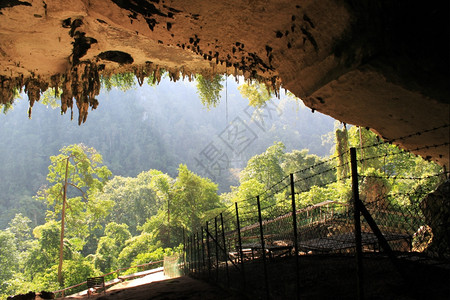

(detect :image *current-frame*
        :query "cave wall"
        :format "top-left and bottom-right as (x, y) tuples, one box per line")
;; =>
(0, 0), (448, 167)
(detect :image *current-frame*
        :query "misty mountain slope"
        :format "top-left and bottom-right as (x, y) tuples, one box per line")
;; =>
(0, 77), (335, 228)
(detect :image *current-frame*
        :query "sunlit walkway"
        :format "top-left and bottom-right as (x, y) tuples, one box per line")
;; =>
(62, 273), (245, 300)
(107, 269), (167, 291)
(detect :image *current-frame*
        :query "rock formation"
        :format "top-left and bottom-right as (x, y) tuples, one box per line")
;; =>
(420, 180), (450, 259)
(0, 0), (448, 167)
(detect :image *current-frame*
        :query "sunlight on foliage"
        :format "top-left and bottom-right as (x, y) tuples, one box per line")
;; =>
(195, 74), (224, 109)
(238, 81), (273, 107)
(101, 73), (137, 92)
(40, 88), (62, 109)
(0, 121), (446, 296)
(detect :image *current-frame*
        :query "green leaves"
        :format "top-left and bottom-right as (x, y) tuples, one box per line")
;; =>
(171, 164), (221, 233)
(238, 81), (273, 107)
(195, 74), (224, 109)
(240, 142), (285, 189)
(7, 214), (32, 252)
(0, 230), (19, 293)
(36, 143), (113, 260)
(100, 73), (137, 92)
(40, 88), (61, 109)
(94, 222), (131, 272)
(99, 172), (160, 235)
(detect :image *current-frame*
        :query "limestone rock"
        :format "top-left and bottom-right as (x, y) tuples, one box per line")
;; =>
(0, 0), (448, 167)
(420, 180), (450, 258)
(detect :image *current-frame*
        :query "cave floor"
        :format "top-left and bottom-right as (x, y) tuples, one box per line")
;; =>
(60, 275), (245, 300)
(58, 253), (449, 300)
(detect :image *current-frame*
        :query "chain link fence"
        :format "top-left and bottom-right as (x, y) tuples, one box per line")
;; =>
(183, 125), (450, 299)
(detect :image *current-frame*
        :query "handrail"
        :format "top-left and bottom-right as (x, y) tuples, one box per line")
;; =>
(52, 260), (164, 297)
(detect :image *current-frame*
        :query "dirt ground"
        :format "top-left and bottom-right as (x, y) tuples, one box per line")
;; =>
(58, 253), (449, 300)
(191, 253), (450, 300)
(61, 275), (246, 300)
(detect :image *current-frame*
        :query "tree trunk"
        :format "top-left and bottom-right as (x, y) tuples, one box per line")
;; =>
(58, 156), (70, 288)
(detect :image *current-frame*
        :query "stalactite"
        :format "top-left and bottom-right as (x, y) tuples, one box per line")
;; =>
(24, 77), (49, 118)
(56, 61), (101, 124)
(1, 53), (283, 122)
(0, 76), (23, 106)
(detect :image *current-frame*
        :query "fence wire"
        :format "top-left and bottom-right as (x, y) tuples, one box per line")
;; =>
(183, 126), (449, 299)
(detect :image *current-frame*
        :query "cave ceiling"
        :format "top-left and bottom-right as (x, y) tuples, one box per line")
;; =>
(0, 0), (448, 167)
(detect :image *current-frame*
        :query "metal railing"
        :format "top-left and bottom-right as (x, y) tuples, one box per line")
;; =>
(52, 260), (163, 297)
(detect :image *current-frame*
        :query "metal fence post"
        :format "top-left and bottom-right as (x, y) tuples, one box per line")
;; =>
(220, 213), (230, 287)
(187, 234), (191, 274)
(235, 201), (246, 290)
(257, 195), (270, 299)
(201, 227), (206, 275)
(206, 221), (211, 278)
(191, 234), (194, 274)
(215, 216), (219, 282)
(182, 227), (186, 275)
(192, 234), (196, 274)
(196, 231), (200, 274)
(350, 147), (364, 300)
(290, 173), (300, 299)
(186, 234), (189, 273)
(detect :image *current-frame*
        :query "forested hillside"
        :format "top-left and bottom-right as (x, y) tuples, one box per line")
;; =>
(0, 73), (443, 297)
(0, 125), (442, 298)
(0, 77), (335, 229)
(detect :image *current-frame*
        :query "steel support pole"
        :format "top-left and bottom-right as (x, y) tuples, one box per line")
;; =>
(350, 147), (364, 300)
(235, 202), (246, 290)
(206, 221), (211, 278)
(201, 227), (206, 275)
(182, 227), (186, 275)
(290, 173), (300, 299)
(220, 213), (230, 287)
(257, 196), (270, 299)
(215, 216), (219, 282)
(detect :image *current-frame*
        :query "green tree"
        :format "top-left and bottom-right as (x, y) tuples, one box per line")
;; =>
(36, 144), (112, 287)
(282, 149), (336, 192)
(7, 213), (32, 253)
(0, 230), (19, 295)
(238, 81), (273, 107)
(150, 172), (174, 245)
(99, 170), (162, 235)
(130, 247), (173, 268)
(40, 88), (61, 109)
(240, 142), (286, 190)
(32, 259), (99, 292)
(94, 222), (131, 272)
(138, 209), (176, 248)
(170, 164), (222, 234)
(101, 73), (136, 92)
(335, 126), (350, 181)
(24, 221), (73, 281)
(117, 233), (154, 268)
(227, 178), (265, 214)
(195, 74), (224, 109)
(297, 181), (351, 207)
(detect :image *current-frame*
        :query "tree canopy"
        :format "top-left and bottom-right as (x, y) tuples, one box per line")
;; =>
(195, 74), (224, 109)
(238, 81), (273, 107)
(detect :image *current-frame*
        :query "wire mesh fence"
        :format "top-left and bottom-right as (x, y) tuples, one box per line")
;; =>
(183, 126), (449, 299)
(164, 254), (183, 278)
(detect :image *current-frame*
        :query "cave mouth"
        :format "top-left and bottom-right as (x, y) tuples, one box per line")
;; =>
(0, 0), (448, 167)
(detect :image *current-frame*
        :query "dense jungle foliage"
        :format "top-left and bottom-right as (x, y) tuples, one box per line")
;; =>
(0, 76), (443, 297)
